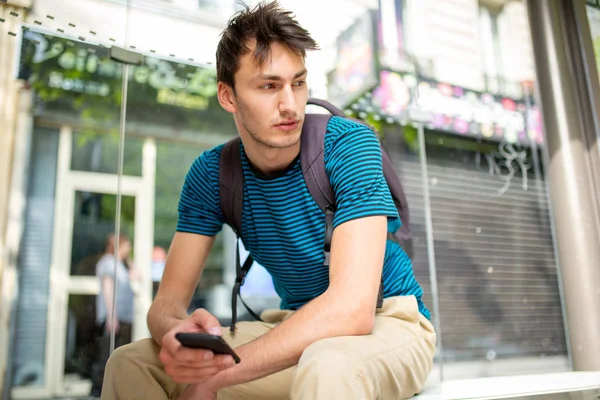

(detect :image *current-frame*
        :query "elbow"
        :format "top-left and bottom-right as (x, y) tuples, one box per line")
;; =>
(341, 304), (376, 336)
(325, 290), (377, 335)
(352, 310), (376, 335)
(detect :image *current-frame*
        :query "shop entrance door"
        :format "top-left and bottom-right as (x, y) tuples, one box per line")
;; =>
(44, 126), (155, 398)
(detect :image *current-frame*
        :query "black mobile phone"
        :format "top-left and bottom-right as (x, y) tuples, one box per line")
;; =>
(175, 333), (241, 364)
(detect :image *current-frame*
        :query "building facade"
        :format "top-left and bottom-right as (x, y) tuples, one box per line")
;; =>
(1, 0), (599, 398)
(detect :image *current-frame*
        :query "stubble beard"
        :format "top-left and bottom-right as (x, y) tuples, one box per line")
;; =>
(237, 97), (301, 150)
(242, 120), (301, 149)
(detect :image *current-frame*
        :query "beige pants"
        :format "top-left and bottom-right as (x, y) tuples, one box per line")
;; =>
(101, 296), (436, 400)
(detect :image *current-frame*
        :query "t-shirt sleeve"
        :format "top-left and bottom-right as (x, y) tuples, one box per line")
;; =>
(176, 146), (224, 236)
(324, 118), (399, 229)
(96, 256), (116, 279)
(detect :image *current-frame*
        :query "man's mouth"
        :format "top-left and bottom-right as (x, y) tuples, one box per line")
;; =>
(275, 120), (299, 131)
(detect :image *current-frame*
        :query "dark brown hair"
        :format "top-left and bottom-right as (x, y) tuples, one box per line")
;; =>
(216, 1), (319, 91)
(105, 233), (130, 256)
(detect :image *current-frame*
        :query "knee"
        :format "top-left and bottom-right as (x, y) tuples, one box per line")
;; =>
(296, 339), (363, 382)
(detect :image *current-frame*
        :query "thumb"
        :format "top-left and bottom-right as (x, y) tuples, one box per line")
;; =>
(191, 309), (222, 336)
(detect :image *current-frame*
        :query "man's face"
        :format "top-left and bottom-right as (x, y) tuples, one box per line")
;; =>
(226, 42), (308, 149)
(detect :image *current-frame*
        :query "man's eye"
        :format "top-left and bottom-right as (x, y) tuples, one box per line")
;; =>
(260, 83), (275, 90)
(294, 80), (306, 87)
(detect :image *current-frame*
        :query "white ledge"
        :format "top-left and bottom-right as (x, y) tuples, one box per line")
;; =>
(415, 371), (600, 399)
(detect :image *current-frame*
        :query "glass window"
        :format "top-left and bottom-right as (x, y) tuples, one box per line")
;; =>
(71, 192), (136, 276)
(71, 132), (143, 176)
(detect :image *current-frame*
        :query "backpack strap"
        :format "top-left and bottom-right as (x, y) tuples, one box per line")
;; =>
(300, 114), (336, 213)
(381, 149), (413, 257)
(307, 98), (347, 116)
(219, 137), (244, 237)
(230, 241), (260, 333)
(302, 100), (384, 308)
(300, 113), (337, 267)
(219, 137), (262, 332)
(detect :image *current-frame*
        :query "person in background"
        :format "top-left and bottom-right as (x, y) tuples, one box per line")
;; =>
(90, 233), (138, 397)
(152, 246), (167, 298)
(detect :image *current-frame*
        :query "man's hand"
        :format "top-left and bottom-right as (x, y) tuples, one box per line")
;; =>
(159, 309), (236, 384)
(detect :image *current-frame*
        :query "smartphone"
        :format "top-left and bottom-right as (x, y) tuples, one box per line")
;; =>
(175, 333), (241, 364)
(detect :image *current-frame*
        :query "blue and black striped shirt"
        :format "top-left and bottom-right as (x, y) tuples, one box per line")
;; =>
(177, 116), (430, 318)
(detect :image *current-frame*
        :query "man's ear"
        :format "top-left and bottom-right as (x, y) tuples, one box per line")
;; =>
(217, 82), (237, 114)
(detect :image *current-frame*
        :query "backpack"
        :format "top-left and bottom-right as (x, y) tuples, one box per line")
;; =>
(219, 98), (412, 332)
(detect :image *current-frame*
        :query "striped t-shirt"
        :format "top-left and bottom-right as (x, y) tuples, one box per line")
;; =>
(177, 116), (430, 319)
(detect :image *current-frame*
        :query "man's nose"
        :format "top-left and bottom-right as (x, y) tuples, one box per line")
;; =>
(279, 86), (297, 115)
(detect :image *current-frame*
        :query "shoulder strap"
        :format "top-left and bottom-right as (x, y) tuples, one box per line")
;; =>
(301, 98), (351, 212)
(303, 99), (385, 308)
(306, 98), (347, 116)
(381, 148), (411, 241)
(219, 138), (263, 332)
(219, 137), (243, 237)
(300, 113), (335, 213)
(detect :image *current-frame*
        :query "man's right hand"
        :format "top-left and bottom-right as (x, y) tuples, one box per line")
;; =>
(159, 308), (236, 384)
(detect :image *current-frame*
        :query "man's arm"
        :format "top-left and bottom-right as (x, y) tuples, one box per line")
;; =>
(147, 231), (216, 345)
(208, 215), (387, 390)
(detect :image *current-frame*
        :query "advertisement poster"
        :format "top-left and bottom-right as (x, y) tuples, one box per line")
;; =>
(327, 10), (380, 109)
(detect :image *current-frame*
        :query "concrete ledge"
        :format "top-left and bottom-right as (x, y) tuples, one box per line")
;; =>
(415, 372), (600, 400)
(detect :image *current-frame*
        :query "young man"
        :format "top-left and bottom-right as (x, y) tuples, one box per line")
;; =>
(102, 2), (436, 399)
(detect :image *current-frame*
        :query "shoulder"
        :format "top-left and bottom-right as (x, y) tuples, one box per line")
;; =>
(326, 116), (372, 137)
(185, 143), (225, 184)
(96, 254), (115, 274)
(192, 143), (225, 172)
(324, 116), (381, 161)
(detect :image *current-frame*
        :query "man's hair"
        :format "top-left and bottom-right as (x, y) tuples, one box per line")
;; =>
(216, 1), (319, 90)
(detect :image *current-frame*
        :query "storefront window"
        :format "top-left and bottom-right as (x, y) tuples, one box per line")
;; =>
(339, 0), (566, 379)
(71, 132), (143, 176)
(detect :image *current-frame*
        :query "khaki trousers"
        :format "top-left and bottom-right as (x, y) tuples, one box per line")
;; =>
(101, 296), (436, 400)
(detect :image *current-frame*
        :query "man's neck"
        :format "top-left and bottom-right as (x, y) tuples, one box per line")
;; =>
(243, 141), (301, 175)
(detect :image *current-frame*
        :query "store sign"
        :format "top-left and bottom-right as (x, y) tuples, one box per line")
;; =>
(327, 10), (380, 108)
(371, 70), (543, 144)
(18, 30), (218, 111)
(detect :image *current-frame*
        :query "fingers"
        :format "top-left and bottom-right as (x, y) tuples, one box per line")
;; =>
(160, 346), (212, 366)
(160, 347), (235, 369)
(190, 309), (222, 336)
(166, 366), (221, 384)
(177, 352), (235, 369)
(159, 309), (233, 384)
(160, 349), (236, 384)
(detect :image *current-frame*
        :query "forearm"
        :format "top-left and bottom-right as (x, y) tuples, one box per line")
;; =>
(147, 297), (189, 345)
(210, 289), (373, 390)
(102, 278), (115, 320)
(148, 232), (215, 345)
